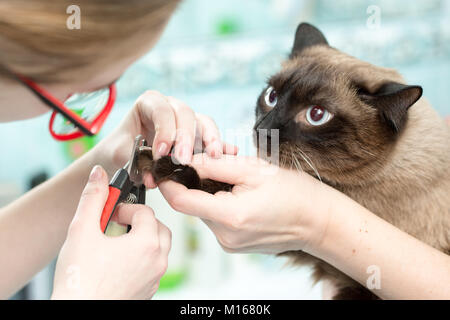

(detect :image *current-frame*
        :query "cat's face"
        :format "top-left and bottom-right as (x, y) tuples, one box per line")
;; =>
(254, 23), (422, 185)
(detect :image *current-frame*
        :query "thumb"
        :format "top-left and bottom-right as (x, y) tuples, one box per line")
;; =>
(72, 165), (109, 233)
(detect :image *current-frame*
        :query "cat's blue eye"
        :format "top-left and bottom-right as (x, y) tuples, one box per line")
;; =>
(306, 105), (333, 126)
(264, 86), (277, 108)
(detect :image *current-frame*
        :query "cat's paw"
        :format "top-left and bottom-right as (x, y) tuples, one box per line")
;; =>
(147, 156), (201, 189)
(137, 150), (233, 193)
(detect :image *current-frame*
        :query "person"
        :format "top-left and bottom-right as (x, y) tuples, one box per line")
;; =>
(1, 1), (449, 301)
(0, 0), (238, 299)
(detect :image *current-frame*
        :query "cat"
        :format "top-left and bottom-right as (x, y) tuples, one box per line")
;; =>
(137, 23), (450, 300)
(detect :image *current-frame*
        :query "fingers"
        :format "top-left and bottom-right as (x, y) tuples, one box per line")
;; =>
(137, 92), (197, 164)
(158, 180), (233, 222)
(129, 208), (159, 237)
(114, 204), (158, 236)
(71, 165), (109, 233)
(189, 154), (265, 185)
(136, 91), (238, 167)
(136, 91), (176, 160)
(196, 114), (223, 158)
(223, 142), (239, 155)
(113, 204), (171, 255)
(113, 203), (146, 225)
(195, 115), (239, 157)
(143, 173), (157, 189)
(167, 97), (196, 165)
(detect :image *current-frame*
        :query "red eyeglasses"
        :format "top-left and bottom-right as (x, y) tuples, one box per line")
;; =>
(15, 74), (116, 141)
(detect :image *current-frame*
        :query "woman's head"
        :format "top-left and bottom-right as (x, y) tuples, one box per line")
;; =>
(0, 0), (179, 120)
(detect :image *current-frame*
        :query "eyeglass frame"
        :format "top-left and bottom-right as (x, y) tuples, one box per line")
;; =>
(14, 73), (117, 141)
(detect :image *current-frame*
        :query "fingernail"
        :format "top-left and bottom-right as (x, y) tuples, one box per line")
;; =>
(89, 165), (103, 182)
(177, 144), (192, 164)
(157, 142), (168, 157)
(210, 141), (222, 158)
(144, 174), (156, 189)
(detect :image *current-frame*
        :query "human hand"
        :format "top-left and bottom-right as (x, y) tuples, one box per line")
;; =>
(51, 165), (171, 300)
(93, 91), (238, 187)
(158, 154), (339, 255)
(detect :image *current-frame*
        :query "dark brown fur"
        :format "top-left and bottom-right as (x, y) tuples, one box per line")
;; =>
(137, 149), (233, 194)
(137, 23), (450, 300)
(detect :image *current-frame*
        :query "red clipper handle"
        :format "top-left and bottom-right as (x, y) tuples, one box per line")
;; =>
(100, 186), (121, 233)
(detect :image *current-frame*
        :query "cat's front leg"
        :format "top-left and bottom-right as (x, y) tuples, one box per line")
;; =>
(138, 150), (232, 194)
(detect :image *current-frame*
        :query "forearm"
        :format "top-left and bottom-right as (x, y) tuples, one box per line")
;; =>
(0, 148), (102, 298)
(307, 194), (450, 300)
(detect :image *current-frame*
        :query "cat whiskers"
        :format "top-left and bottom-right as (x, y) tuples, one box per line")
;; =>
(280, 149), (303, 173)
(282, 147), (305, 174)
(281, 146), (321, 182)
(295, 146), (322, 182)
(292, 153), (303, 173)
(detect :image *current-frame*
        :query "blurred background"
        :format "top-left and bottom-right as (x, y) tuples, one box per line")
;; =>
(2, 0), (450, 299)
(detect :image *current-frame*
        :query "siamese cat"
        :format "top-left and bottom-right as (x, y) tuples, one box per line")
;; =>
(138, 23), (450, 300)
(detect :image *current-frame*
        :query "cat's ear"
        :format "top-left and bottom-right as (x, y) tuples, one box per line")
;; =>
(359, 82), (423, 132)
(290, 23), (329, 58)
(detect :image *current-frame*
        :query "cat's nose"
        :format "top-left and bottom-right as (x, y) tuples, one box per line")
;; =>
(254, 110), (277, 133)
(253, 111), (278, 155)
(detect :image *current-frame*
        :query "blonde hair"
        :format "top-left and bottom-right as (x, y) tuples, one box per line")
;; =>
(0, 0), (179, 83)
